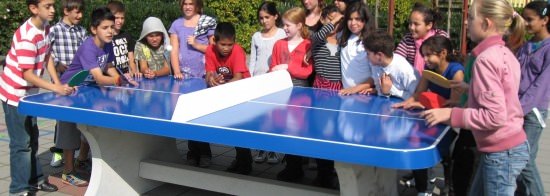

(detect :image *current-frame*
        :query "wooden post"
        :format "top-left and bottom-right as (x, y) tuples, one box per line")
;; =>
(447, 0), (452, 33)
(460, 0), (469, 56)
(375, 0), (380, 29)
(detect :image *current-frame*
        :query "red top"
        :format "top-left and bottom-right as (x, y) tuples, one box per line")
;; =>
(205, 44), (250, 80)
(270, 39), (313, 79)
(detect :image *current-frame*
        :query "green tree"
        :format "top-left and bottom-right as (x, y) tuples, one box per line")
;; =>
(0, 1), (29, 55)
(207, 0), (263, 53)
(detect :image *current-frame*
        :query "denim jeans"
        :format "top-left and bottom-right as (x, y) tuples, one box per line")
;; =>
(469, 141), (529, 196)
(2, 102), (44, 194)
(516, 109), (547, 196)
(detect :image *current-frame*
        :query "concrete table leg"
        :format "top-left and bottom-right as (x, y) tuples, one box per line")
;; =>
(79, 125), (181, 196)
(335, 162), (398, 196)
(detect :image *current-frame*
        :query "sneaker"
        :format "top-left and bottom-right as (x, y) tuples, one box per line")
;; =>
(399, 174), (415, 188)
(266, 152), (279, 164)
(417, 193), (432, 196)
(62, 172), (89, 187)
(400, 178), (415, 188)
(198, 156), (211, 168)
(9, 192), (35, 196)
(50, 152), (63, 167)
(31, 181), (58, 192)
(254, 150), (267, 163)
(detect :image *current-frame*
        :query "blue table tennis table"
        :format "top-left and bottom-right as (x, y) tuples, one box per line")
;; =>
(19, 75), (453, 196)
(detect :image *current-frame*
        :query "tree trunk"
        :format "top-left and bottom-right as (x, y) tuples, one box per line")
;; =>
(375, 0), (380, 29)
(448, 0), (452, 33)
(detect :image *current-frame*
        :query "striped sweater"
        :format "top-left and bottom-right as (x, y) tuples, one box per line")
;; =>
(311, 23), (341, 82)
(394, 29), (448, 66)
(0, 19), (50, 106)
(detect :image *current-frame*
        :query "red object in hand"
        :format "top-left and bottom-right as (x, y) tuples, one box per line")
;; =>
(418, 92), (447, 109)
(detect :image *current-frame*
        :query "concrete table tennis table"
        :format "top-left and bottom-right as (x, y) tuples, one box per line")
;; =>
(18, 71), (453, 196)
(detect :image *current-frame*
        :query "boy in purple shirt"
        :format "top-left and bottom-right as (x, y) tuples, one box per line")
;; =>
(57, 7), (135, 187)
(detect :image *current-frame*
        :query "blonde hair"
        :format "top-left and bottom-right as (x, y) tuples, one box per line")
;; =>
(471, 0), (526, 52)
(283, 7), (309, 39)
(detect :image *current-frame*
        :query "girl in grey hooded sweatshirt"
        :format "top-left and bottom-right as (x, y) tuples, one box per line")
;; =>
(135, 17), (172, 78)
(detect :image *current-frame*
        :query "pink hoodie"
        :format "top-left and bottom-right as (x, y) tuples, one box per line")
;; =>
(450, 35), (526, 153)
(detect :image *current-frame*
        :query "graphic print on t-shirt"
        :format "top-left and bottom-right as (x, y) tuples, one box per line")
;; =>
(217, 66), (232, 82)
(112, 37), (130, 72)
(86, 53), (110, 82)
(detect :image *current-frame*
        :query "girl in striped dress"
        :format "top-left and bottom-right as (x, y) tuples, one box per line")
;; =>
(311, 5), (343, 90)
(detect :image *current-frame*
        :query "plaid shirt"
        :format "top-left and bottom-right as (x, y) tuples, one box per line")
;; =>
(49, 21), (87, 66)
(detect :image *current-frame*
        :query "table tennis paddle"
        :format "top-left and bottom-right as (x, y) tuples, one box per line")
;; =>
(68, 70), (89, 87)
(423, 70), (450, 89)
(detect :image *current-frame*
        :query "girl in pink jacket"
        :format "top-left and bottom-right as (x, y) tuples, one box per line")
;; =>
(421, 0), (529, 195)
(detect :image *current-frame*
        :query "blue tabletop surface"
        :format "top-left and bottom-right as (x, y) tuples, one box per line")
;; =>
(19, 76), (453, 169)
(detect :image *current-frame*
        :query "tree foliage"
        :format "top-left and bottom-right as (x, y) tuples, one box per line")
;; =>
(0, 1), (29, 55)
(0, 0), (517, 56)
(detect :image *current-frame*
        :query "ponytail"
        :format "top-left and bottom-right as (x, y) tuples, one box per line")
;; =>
(506, 12), (526, 53)
(300, 25), (309, 39)
(473, 0), (526, 52)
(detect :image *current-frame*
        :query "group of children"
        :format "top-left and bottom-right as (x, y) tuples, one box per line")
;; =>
(1, 0), (548, 195)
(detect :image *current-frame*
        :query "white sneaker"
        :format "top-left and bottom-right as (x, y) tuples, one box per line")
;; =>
(254, 150), (267, 163)
(417, 193), (432, 196)
(50, 152), (63, 167)
(266, 152), (279, 164)
(400, 178), (415, 188)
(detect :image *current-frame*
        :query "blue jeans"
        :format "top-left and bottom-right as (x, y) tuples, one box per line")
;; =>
(469, 141), (529, 196)
(2, 102), (44, 193)
(516, 109), (546, 196)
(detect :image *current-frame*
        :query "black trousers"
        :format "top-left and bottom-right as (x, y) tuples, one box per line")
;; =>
(187, 141), (211, 158)
(235, 147), (252, 164)
(451, 130), (477, 196)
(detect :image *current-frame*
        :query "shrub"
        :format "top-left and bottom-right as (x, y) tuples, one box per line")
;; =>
(0, 1), (29, 55)
(207, 0), (263, 53)
(0, 0), (314, 55)
(0, 1), (182, 55)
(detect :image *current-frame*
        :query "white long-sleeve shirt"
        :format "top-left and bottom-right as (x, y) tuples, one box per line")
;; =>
(340, 34), (372, 88)
(371, 54), (419, 99)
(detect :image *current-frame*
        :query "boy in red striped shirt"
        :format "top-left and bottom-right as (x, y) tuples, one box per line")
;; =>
(0, 0), (74, 195)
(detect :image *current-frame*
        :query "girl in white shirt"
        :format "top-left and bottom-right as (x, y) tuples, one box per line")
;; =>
(337, 1), (375, 95)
